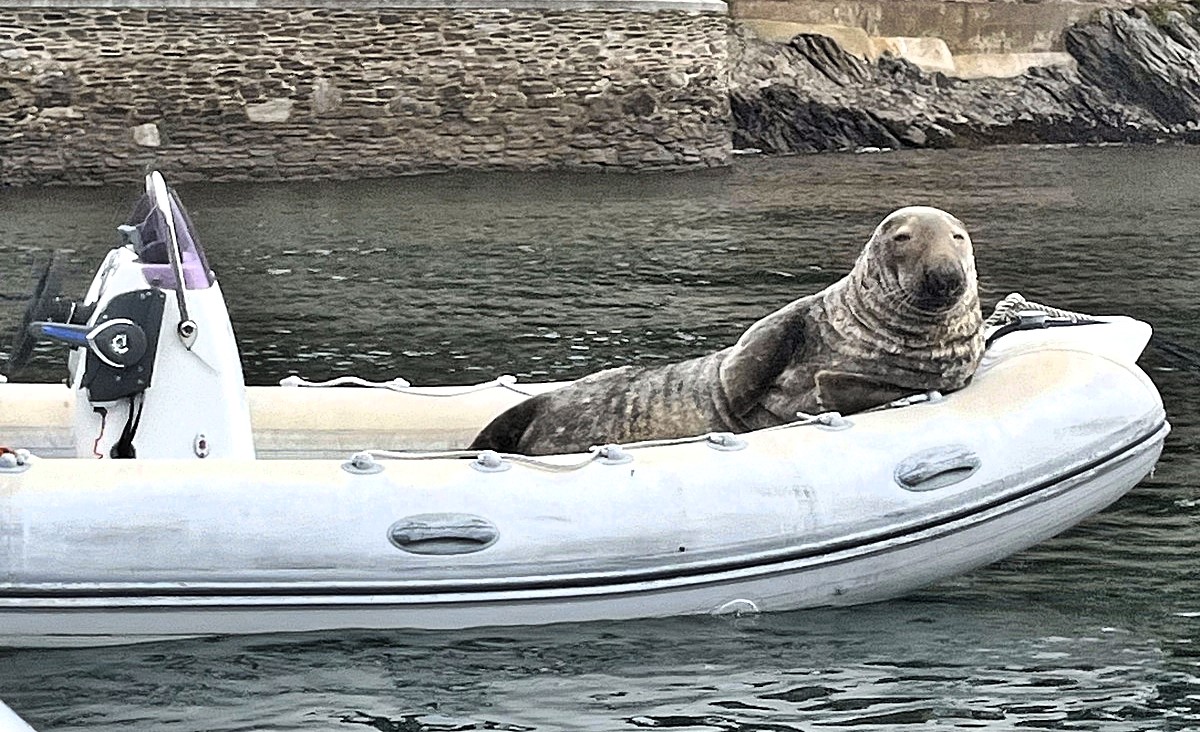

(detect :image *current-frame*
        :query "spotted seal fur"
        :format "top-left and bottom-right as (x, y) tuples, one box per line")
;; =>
(470, 206), (985, 456)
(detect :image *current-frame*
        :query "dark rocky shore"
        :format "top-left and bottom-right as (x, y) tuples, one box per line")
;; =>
(731, 7), (1200, 153)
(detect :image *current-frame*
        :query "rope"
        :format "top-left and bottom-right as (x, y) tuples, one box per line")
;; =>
(280, 375), (412, 389)
(280, 373), (538, 397)
(756, 410), (853, 433)
(357, 414), (858, 472)
(599, 433), (719, 450)
(364, 447), (603, 473)
(983, 292), (1100, 347)
(984, 292), (1098, 329)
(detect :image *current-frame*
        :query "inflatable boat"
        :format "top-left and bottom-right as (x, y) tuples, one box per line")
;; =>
(0, 173), (1168, 648)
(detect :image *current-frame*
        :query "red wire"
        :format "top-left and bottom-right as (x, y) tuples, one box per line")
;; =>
(92, 410), (107, 459)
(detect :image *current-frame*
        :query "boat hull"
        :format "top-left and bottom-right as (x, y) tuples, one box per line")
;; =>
(0, 318), (1170, 647)
(0, 422), (1166, 647)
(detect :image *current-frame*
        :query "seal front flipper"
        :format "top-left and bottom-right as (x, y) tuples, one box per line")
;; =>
(468, 394), (547, 453)
(813, 370), (911, 415)
(718, 305), (806, 417)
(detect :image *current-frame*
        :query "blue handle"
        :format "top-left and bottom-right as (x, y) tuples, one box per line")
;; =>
(30, 321), (90, 347)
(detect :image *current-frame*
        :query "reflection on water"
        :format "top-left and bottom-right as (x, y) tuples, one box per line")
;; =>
(1, 146), (1198, 731)
(2, 602), (1195, 731)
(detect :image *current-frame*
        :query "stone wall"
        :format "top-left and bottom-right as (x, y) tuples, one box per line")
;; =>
(0, 1), (731, 186)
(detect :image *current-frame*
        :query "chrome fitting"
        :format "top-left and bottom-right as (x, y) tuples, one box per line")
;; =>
(1015, 309), (1050, 328)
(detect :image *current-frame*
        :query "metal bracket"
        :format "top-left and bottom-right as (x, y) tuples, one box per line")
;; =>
(1015, 308), (1051, 328)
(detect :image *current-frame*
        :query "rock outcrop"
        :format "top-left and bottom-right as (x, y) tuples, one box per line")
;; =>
(732, 7), (1200, 154)
(1065, 7), (1200, 126)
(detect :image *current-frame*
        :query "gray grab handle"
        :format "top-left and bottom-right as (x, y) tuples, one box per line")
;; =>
(388, 513), (500, 555)
(895, 445), (981, 492)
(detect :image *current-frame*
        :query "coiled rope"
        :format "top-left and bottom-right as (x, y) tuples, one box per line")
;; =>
(983, 292), (1100, 347)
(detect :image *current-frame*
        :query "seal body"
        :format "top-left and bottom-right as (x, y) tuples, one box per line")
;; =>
(470, 206), (985, 455)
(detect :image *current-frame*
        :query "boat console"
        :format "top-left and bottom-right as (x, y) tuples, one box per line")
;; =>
(15, 172), (253, 459)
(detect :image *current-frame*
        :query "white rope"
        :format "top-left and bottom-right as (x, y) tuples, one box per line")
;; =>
(985, 292), (1097, 329)
(280, 374), (412, 389)
(349, 407), (868, 472)
(760, 411), (851, 432)
(279, 373), (538, 397)
(364, 447), (602, 473)
(865, 390), (944, 413)
(597, 433), (715, 450)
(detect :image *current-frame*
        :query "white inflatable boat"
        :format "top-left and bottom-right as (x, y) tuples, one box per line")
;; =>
(0, 174), (1168, 648)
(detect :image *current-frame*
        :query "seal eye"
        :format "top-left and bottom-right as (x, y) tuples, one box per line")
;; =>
(894, 233), (912, 242)
(952, 233), (965, 241)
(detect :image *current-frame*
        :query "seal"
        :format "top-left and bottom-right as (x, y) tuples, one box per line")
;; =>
(470, 206), (985, 456)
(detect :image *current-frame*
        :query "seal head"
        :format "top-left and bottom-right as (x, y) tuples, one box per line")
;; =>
(728, 205), (983, 423)
(867, 205), (975, 314)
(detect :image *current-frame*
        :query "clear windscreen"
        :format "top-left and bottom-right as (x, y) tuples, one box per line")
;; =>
(123, 187), (214, 289)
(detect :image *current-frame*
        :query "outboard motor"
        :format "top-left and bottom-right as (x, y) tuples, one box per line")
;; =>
(21, 171), (254, 459)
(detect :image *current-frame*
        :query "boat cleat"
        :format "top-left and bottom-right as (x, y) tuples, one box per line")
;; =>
(1015, 308), (1051, 328)
(342, 451), (385, 475)
(471, 450), (511, 473)
(0, 448), (32, 473)
(706, 432), (748, 451)
(596, 444), (633, 465)
(814, 412), (852, 431)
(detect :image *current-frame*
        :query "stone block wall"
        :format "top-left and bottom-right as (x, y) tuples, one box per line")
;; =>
(0, 2), (731, 186)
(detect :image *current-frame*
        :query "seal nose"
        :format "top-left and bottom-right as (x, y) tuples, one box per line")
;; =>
(916, 263), (966, 310)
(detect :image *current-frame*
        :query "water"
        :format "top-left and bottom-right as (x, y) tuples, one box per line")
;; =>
(1, 146), (1197, 731)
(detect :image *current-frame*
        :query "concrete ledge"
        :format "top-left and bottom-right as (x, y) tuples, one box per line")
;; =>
(952, 52), (1077, 79)
(732, 0), (1114, 53)
(873, 36), (955, 75)
(738, 20), (1081, 80)
(1, 0), (728, 11)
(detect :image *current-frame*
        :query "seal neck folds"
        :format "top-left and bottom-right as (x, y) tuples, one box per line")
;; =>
(819, 238), (984, 387)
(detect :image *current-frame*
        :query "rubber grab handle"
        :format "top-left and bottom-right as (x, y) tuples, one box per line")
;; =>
(895, 445), (982, 491)
(388, 513), (500, 555)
